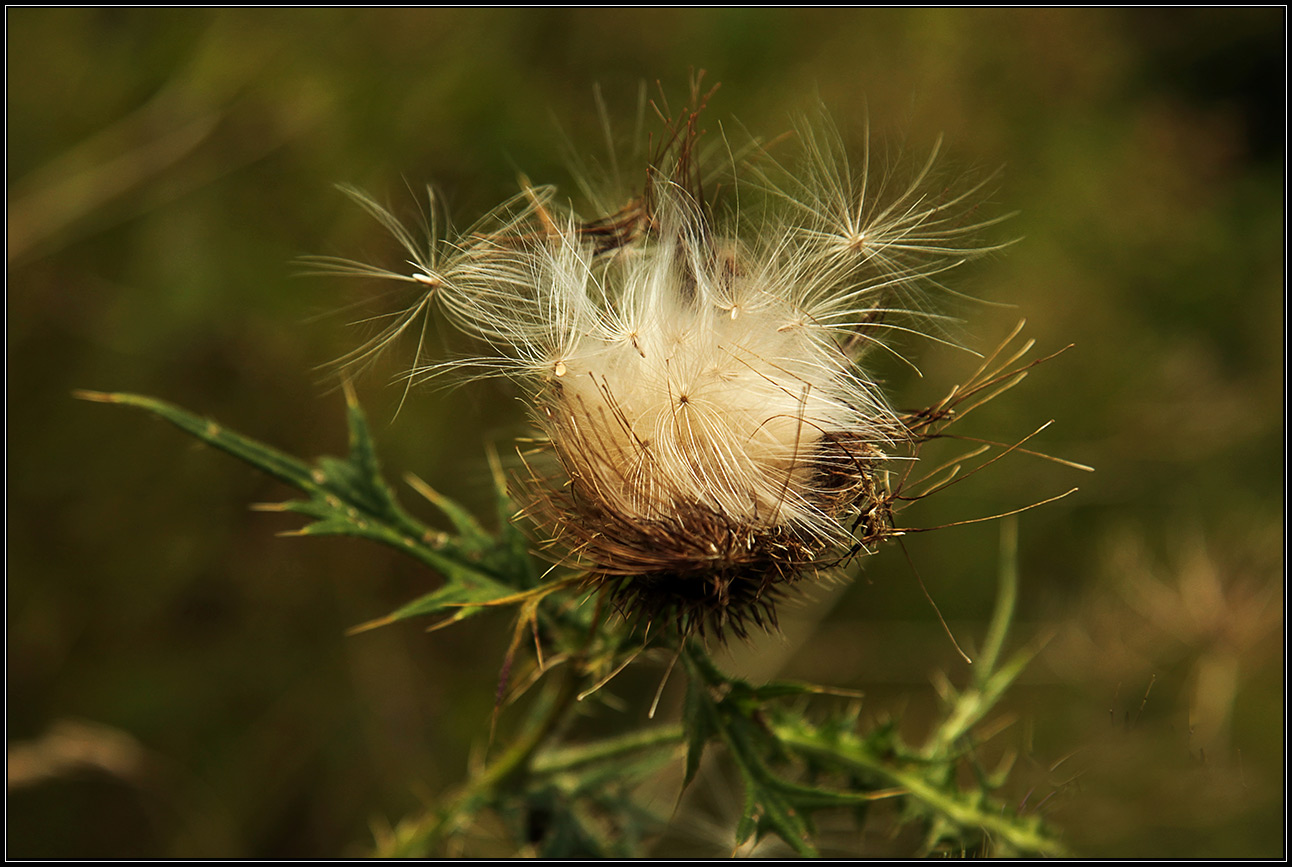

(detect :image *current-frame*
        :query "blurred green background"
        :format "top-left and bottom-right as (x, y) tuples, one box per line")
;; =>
(8, 9), (1283, 857)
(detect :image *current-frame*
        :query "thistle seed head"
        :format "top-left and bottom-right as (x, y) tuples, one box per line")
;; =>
(309, 90), (1010, 641)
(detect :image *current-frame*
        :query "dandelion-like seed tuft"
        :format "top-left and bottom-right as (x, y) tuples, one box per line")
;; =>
(306, 85), (1022, 641)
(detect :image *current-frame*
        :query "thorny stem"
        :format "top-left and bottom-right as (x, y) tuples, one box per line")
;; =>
(532, 725), (685, 775)
(374, 586), (626, 857)
(679, 636), (726, 684)
(978, 515), (1019, 682)
(553, 720), (1068, 856)
(770, 722), (1070, 858)
(924, 516), (1029, 759)
(679, 616), (1067, 858)
(537, 716), (1071, 858)
(375, 663), (584, 858)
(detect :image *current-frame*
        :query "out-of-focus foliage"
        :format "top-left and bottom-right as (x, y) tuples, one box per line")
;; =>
(8, 8), (1282, 857)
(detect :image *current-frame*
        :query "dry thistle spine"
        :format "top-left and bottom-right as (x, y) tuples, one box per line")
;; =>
(306, 90), (1012, 640)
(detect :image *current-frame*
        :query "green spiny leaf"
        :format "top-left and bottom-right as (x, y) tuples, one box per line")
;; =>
(78, 388), (532, 634)
(76, 390), (318, 489)
(680, 674), (714, 790)
(405, 472), (493, 553)
(346, 572), (515, 635)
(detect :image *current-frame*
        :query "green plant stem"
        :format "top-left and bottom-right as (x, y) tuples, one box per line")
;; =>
(680, 638), (725, 685)
(532, 725), (685, 775)
(923, 517), (1024, 758)
(376, 665), (584, 858)
(771, 722), (1069, 857)
(679, 554), (1065, 857)
(977, 516), (1019, 682)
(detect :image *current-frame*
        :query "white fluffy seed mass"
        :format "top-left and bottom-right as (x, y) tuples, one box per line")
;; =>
(524, 192), (897, 544)
(308, 109), (1006, 632)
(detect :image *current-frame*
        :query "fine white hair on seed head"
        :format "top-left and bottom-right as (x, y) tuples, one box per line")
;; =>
(308, 95), (1011, 639)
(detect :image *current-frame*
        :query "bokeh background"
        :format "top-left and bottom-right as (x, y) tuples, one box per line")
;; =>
(8, 8), (1283, 857)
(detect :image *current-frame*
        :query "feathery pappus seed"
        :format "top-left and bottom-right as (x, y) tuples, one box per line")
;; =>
(306, 86), (1020, 641)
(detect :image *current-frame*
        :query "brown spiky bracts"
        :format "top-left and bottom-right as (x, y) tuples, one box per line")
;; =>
(309, 84), (1013, 642)
(522, 398), (898, 640)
